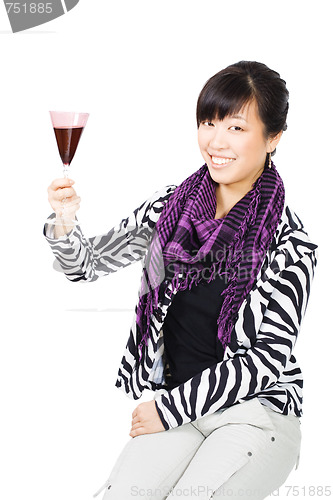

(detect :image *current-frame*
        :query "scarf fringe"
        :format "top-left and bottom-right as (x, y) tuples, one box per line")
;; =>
(137, 256), (228, 361)
(216, 175), (262, 346)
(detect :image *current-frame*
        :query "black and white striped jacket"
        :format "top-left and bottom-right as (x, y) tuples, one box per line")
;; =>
(44, 183), (318, 431)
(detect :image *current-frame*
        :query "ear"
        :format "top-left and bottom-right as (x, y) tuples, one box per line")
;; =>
(267, 130), (283, 153)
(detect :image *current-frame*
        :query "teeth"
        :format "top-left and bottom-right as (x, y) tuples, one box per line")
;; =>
(212, 156), (235, 165)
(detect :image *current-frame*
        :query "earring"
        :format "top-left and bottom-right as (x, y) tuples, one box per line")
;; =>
(268, 152), (272, 169)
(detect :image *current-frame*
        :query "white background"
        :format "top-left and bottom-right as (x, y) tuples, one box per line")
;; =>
(0, 1), (331, 499)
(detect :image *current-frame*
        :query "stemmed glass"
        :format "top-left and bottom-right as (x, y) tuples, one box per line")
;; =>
(49, 110), (89, 227)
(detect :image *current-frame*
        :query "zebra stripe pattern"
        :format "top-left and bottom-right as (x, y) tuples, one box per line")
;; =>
(44, 184), (318, 431)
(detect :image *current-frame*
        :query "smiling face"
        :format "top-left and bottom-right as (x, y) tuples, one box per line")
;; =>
(198, 100), (282, 191)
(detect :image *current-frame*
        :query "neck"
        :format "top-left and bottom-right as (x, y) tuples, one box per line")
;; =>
(215, 184), (242, 219)
(214, 168), (264, 219)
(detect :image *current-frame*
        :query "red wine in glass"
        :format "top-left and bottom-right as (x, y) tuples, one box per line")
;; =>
(53, 126), (84, 171)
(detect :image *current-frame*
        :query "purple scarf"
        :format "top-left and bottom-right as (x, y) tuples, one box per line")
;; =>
(136, 161), (285, 362)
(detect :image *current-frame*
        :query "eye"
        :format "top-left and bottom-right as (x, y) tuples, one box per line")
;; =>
(230, 126), (243, 131)
(201, 120), (214, 126)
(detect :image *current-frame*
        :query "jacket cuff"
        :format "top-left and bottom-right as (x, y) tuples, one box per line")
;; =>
(43, 213), (81, 242)
(154, 399), (172, 431)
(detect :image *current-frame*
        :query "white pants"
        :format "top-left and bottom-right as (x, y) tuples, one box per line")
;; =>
(94, 395), (301, 500)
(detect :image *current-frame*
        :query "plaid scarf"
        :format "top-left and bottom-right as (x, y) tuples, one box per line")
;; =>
(136, 161), (285, 362)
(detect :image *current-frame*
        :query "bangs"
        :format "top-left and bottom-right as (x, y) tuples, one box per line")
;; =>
(196, 74), (255, 127)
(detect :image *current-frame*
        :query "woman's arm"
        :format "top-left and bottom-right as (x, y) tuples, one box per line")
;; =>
(43, 184), (177, 282)
(154, 248), (317, 430)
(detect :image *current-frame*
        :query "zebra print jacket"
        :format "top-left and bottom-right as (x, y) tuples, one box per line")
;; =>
(44, 183), (318, 431)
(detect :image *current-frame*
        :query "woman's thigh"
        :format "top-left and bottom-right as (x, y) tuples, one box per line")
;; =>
(165, 402), (301, 500)
(212, 409), (301, 499)
(98, 421), (205, 500)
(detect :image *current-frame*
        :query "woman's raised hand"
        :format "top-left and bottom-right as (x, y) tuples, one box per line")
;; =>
(47, 178), (81, 237)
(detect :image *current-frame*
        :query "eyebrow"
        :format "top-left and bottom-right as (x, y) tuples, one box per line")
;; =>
(230, 114), (247, 122)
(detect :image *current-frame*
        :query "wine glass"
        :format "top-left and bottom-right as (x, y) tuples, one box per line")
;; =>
(49, 110), (89, 227)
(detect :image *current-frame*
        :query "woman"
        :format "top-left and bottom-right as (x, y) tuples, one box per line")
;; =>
(45, 61), (318, 500)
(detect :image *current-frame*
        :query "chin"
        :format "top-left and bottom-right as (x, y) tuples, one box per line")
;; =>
(207, 168), (232, 185)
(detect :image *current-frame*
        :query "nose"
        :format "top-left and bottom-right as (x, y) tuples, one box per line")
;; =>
(209, 123), (229, 150)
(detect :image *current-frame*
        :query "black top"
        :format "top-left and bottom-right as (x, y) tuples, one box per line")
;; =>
(163, 259), (228, 390)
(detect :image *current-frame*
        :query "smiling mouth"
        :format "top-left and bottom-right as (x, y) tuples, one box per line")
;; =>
(210, 156), (236, 166)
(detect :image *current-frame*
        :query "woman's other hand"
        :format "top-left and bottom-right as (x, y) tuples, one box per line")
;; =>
(130, 400), (165, 437)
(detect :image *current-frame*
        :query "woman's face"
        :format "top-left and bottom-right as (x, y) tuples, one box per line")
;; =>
(197, 100), (281, 189)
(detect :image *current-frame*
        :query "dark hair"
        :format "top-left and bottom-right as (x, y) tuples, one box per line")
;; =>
(196, 61), (289, 156)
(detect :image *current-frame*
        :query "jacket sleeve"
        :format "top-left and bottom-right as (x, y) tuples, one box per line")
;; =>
(154, 248), (318, 430)
(43, 184), (176, 282)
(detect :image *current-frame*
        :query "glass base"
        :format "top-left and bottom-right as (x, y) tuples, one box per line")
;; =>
(45, 213), (79, 239)
(46, 215), (79, 227)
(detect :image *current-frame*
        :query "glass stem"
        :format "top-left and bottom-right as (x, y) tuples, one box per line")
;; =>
(63, 163), (69, 178)
(62, 164), (70, 221)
